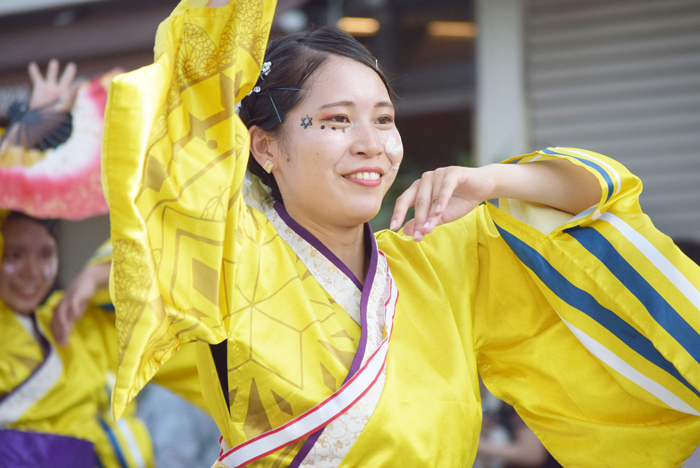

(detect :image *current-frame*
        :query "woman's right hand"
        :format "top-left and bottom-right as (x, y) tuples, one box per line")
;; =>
(51, 262), (110, 345)
(390, 166), (497, 242)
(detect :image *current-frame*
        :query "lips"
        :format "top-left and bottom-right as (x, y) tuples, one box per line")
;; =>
(346, 171), (380, 181)
(343, 167), (384, 187)
(12, 286), (42, 301)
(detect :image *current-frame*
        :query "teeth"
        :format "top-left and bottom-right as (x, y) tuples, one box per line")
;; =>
(348, 172), (380, 181)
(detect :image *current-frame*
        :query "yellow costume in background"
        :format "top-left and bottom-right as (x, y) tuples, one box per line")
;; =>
(0, 289), (153, 468)
(103, 0), (700, 466)
(0, 233), (204, 467)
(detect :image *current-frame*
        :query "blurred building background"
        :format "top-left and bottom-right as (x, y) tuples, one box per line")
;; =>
(0, 0), (698, 292)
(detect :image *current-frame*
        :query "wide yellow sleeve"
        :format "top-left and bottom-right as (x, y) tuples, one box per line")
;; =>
(474, 147), (700, 467)
(102, 0), (275, 419)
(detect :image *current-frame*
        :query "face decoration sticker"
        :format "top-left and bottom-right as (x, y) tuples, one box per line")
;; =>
(300, 115), (313, 129)
(386, 134), (403, 170)
(385, 135), (403, 157)
(319, 124), (345, 133)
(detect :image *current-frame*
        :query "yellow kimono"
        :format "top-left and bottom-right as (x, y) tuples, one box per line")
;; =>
(0, 294), (153, 468)
(102, 1), (700, 467)
(0, 236), (204, 468)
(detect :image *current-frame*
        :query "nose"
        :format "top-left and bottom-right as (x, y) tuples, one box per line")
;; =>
(350, 122), (383, 159)
(19, 256), (44, 281)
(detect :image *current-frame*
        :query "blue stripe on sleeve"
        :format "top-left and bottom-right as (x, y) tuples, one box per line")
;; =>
(568, 226), (700, 368)
(496, 224), (700, 398)
(541, 148), (614, 202)
(100, 418), (128, 468)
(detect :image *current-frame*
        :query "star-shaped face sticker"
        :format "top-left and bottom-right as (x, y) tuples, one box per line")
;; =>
(300, 115), (313, 129)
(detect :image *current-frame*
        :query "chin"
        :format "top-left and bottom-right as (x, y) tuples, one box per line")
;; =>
(340, 200), (382, 226)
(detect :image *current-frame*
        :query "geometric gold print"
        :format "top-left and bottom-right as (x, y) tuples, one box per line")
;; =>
(229, 387), (239, 408)
(143, 153), (169, 192)
(318, 340), (354, 371)
(271, 389), (294, 416)
(320, 362), (337, 392)
(244, 379), (273, 439)
(330, 330), (354, 340)
(192, 258), (219, 305)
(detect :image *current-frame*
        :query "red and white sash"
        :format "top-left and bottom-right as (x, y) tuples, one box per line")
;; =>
(215, 252), (398, 468)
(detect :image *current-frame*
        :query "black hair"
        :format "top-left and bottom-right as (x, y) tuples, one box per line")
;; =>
(237, 27), (395, 203)
(4, 211), (58, 241)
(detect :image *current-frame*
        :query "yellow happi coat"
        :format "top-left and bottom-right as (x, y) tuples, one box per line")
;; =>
(0, 236), (204, 468)
(102, 0), (700, 466)
(0, 294), (154, 468)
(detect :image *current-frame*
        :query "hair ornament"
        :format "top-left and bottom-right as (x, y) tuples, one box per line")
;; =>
(261, 61), (272, 77)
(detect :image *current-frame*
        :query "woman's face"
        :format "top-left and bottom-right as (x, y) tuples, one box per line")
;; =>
(270, 55), (403, 229)
(0, 218), (58, 315)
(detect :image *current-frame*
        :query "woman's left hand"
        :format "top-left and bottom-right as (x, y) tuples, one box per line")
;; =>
(390, 166), (496, 242)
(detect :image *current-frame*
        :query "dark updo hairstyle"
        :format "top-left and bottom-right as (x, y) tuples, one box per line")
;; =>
(237, 27), (395, 203)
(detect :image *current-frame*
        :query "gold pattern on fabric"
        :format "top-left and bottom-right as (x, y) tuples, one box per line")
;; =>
(271, 389), (294, 416)
(317, 340), (354, 371)
(330, 330), (353, 340)
(192, 258), (220, 305)
(320, 362), (337, 392)
(104, 0), (276, 420)
(244, 379), (273, 439)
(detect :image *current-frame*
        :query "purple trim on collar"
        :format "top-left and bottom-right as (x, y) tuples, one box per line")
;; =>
(0, 313), (53, 405)
(285, 220), (379, 468)
(348, 223), (377, 381)
(0, 429), (95, 468)
(273, 202), (364, 290)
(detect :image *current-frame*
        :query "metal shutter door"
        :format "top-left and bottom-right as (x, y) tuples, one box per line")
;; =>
(525, 0), (700, 239)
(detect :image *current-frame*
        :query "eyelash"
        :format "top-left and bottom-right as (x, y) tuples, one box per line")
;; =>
(323, 115), (394, 125)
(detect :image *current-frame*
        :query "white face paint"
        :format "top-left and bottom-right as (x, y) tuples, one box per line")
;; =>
(2, 262), (16, 275)
(385, 135), (403, 157)
(385, 134), (403, 170)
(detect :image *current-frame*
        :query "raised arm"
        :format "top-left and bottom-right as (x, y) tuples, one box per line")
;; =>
(392, 158), (601, 241)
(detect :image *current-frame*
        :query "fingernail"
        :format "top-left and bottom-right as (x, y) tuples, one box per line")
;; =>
(422, 222), (430, 229)
(390, 220), (397, 230)
(413, 230), (421, 240)
(435, 204), (442, 213)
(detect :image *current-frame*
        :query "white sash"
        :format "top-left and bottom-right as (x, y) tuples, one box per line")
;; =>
(0, 315), (63, 426)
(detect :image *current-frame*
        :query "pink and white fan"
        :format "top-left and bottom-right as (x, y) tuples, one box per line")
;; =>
(0, 70), (119, 220)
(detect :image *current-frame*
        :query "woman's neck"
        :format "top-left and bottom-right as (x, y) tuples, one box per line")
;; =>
(283, 206), (368, 285)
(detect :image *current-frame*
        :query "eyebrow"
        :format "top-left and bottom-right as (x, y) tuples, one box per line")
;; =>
(318, 100), (394, 110)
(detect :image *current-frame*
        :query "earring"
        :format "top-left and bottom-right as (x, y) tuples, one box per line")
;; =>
(263, 160), (274, 173)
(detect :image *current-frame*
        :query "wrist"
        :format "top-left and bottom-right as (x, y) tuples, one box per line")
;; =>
(476, 164), (503, 201)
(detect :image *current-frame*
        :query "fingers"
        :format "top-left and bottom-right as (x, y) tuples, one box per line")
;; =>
(403, 218), (416, 236)
(411, 172), (436, 241)
(28, 61), (42, 87)
(51, 298), (70, 346)
(57, 62), (77, 91)
(390, 167), (464, 242)
(429, 170), (460, 224)
(390, 179), (419, 230)
(46, 58), (59, 84)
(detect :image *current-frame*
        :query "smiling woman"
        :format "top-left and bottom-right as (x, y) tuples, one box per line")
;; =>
(103, 1), (700, 467)
(0, 213), (156, 468)
(0, 213), (58, 314)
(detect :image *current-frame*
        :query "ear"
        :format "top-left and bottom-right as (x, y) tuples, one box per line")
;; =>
(249, 125), (276, 170)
